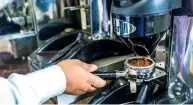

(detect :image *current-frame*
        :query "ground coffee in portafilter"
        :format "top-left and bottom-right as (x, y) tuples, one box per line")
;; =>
(128, 57), (152, 67)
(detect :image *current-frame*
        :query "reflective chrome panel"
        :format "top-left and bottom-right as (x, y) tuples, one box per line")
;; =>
(169, 16), (193, 100)
(90, 0), (113, 39)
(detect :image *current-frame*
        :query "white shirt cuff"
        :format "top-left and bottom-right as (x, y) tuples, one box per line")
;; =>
(24, 65), (66, 103)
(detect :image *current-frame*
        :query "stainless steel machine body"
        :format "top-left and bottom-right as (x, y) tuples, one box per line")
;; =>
(110, 0), (193, 104)
(168, 12), (193, 103)
(90, 0), (113, 39)
(112, 0), (181, 38)
(111, 0), (181, 81)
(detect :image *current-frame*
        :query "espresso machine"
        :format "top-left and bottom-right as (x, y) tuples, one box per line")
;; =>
(28, 0), (193, 104)
(85, 0), (193, 104)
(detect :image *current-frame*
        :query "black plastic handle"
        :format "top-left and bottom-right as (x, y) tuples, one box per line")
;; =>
(92, 71), (117, 80)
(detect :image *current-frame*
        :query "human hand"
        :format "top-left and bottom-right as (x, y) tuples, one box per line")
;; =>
(58, 59), (106, 95)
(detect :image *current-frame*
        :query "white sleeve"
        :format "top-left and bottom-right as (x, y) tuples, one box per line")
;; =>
(0, 65), (66, 104)
(0, 0), (14, 10)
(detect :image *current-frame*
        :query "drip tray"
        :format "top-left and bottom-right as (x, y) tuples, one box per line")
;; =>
(92, 54), (134, 71)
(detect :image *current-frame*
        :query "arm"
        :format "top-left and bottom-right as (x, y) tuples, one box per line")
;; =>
(0, 65), (66, 104)
(0, 60), (106, 104)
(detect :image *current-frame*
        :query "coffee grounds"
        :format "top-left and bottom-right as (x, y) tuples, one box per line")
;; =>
(128, 57), (152, 67)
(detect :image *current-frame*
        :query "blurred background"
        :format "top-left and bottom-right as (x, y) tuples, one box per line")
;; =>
(0, 0), (91, 78)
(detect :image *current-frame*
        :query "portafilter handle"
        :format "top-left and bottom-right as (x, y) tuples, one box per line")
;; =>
(92, 70), (127, 80)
